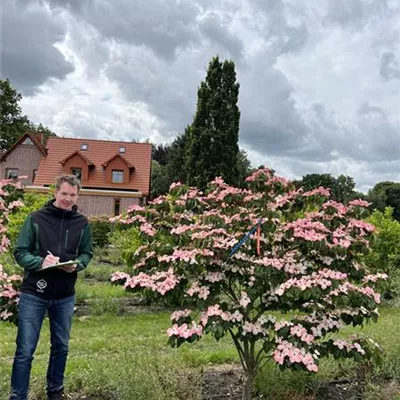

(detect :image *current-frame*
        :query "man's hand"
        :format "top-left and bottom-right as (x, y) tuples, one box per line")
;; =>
(58, 263), (77, 273)
(42, 254), (60, 269)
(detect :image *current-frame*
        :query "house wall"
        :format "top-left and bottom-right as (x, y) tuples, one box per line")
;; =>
(77, 194), (140, 217)
(63, 154), (89, 182)
(105, 157), (130, 184)
(0, 145), (42, 185)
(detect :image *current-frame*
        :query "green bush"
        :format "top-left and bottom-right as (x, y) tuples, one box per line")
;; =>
(366, 207), (400, 296)
(0, 252), (20, 275)
(93, 245), (108, 263)
(89, 215), (112, 248)
(108, 225), (141, 265)
(7, 191), (49, 252)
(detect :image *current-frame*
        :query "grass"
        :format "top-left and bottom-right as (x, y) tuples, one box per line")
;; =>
(0, 312), (236, 400)
(80, 262), (124, 282)
(254, 306), (400, 399)
(1, 262), (400, 399)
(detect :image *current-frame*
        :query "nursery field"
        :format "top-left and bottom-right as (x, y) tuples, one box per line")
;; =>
(1, 262), (400, 400)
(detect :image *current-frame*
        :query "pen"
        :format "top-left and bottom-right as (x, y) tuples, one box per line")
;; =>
(47, 251), (54, 257)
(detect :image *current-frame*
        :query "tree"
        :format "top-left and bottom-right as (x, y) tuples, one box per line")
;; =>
(367, 182), (400, 221)
(152, 144), (170, 167)
(333, 175), (357, 204)
(0, 79), (30, 151)
(367, 182), (394, 211)
(293, 173), (334, 192)
(0, 80), (57, 151)
(295, 173), (361, 204)
(29, 123), (57, 145)
(237, 149), (253, 185)
(186, 56), (241, 189)
(386, 185), (400, 221)
(166, 129), (191, 185)
(112, 168), (386, 400)
(150, 160), (170, 199)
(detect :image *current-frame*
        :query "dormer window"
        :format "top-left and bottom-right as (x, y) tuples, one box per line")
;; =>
(80, 143), (88, 151)
(71, 167), (82, 181)
(112, 170), (124, 183)
(119, 146), (126, 153)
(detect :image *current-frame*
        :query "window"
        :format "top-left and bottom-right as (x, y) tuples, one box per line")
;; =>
(119, 146), (126, 153)
(71, 167), (82, 181)
(22, 137), (34, 145)
(80, 143), (88, 151)
(114, 199), (121, 216)
(112, 170), (123, 183)
(33, 169), (38, 182)
(6, 168), (19, 179)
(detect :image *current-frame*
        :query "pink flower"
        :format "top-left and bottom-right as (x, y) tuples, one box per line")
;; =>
(169, 182), (183, 190)
(110, 272), (130, 283)
(187, 282), (210, 300)
(167, 322), (203, 339)
(303, 187), (331, 197)
(0, 310), (13, 320)
(239, 292), (251, 308)
(170, 309), (192, 321)
(140, 223), (157, 236)
(349, 199), (371, 207)
(8, 200), (24, 210)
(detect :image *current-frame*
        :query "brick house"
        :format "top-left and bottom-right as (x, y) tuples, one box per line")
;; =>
(1, 135), (152, 216)
(0, 132), (47, 185)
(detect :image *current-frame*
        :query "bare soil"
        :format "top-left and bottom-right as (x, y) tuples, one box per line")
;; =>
(202, 364), (244, 400)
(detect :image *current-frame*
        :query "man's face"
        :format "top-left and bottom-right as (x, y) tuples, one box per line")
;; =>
(54, 182), (79, 210)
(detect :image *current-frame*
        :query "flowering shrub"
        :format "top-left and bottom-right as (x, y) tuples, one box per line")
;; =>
(111, 168), (387, 399)
(0, 179), (24, 324)
(0, 264), (22, 324)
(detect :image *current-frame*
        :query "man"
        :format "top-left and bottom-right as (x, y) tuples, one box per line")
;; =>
(10, 175), (93, 400)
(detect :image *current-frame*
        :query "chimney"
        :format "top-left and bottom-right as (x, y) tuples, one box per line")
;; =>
(35, 132), (44, 144)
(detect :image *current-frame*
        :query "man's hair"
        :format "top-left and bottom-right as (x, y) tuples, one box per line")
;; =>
(55, 175), (82, 191)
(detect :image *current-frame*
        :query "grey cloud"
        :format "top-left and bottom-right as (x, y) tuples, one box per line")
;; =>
(104, 44), (201, 137)
(199, 13), (244, 61)
(355, 103), (400, 162)
(48, 0), (201, 60)
(47, 0), (90, 13)
(240, 118), (310, 156)
(380, 52), (400, 81)
(325, 0), (389, 30)
(238, 51), (313, 158)
(246, 0), (309, 54)
(307, 101), (400, 164)
(357, 102), (387, 117)
(241, 89), (400, 169)
(2, 0), (74, 95)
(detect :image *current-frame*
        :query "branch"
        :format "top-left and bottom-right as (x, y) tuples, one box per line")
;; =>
(229, 328), (247, 372)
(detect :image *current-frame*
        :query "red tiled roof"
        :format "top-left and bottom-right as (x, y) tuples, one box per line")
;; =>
(60, 150), (94, 166)
(34, 137), (152, 195)
(102, 153), (134, 169)
(0, 132), (47, 160)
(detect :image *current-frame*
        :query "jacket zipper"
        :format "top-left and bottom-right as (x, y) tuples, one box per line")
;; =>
(65, 230), (69, 249)
(58, 213), (65, 258)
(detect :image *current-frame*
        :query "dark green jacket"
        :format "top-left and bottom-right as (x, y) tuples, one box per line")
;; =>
(14, 200), (93, 299)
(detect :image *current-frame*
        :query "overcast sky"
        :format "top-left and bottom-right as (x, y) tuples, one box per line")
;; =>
(2, 0), (399, 192)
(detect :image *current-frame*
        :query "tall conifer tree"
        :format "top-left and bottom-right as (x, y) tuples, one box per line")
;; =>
(186, 57), (240, 189)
